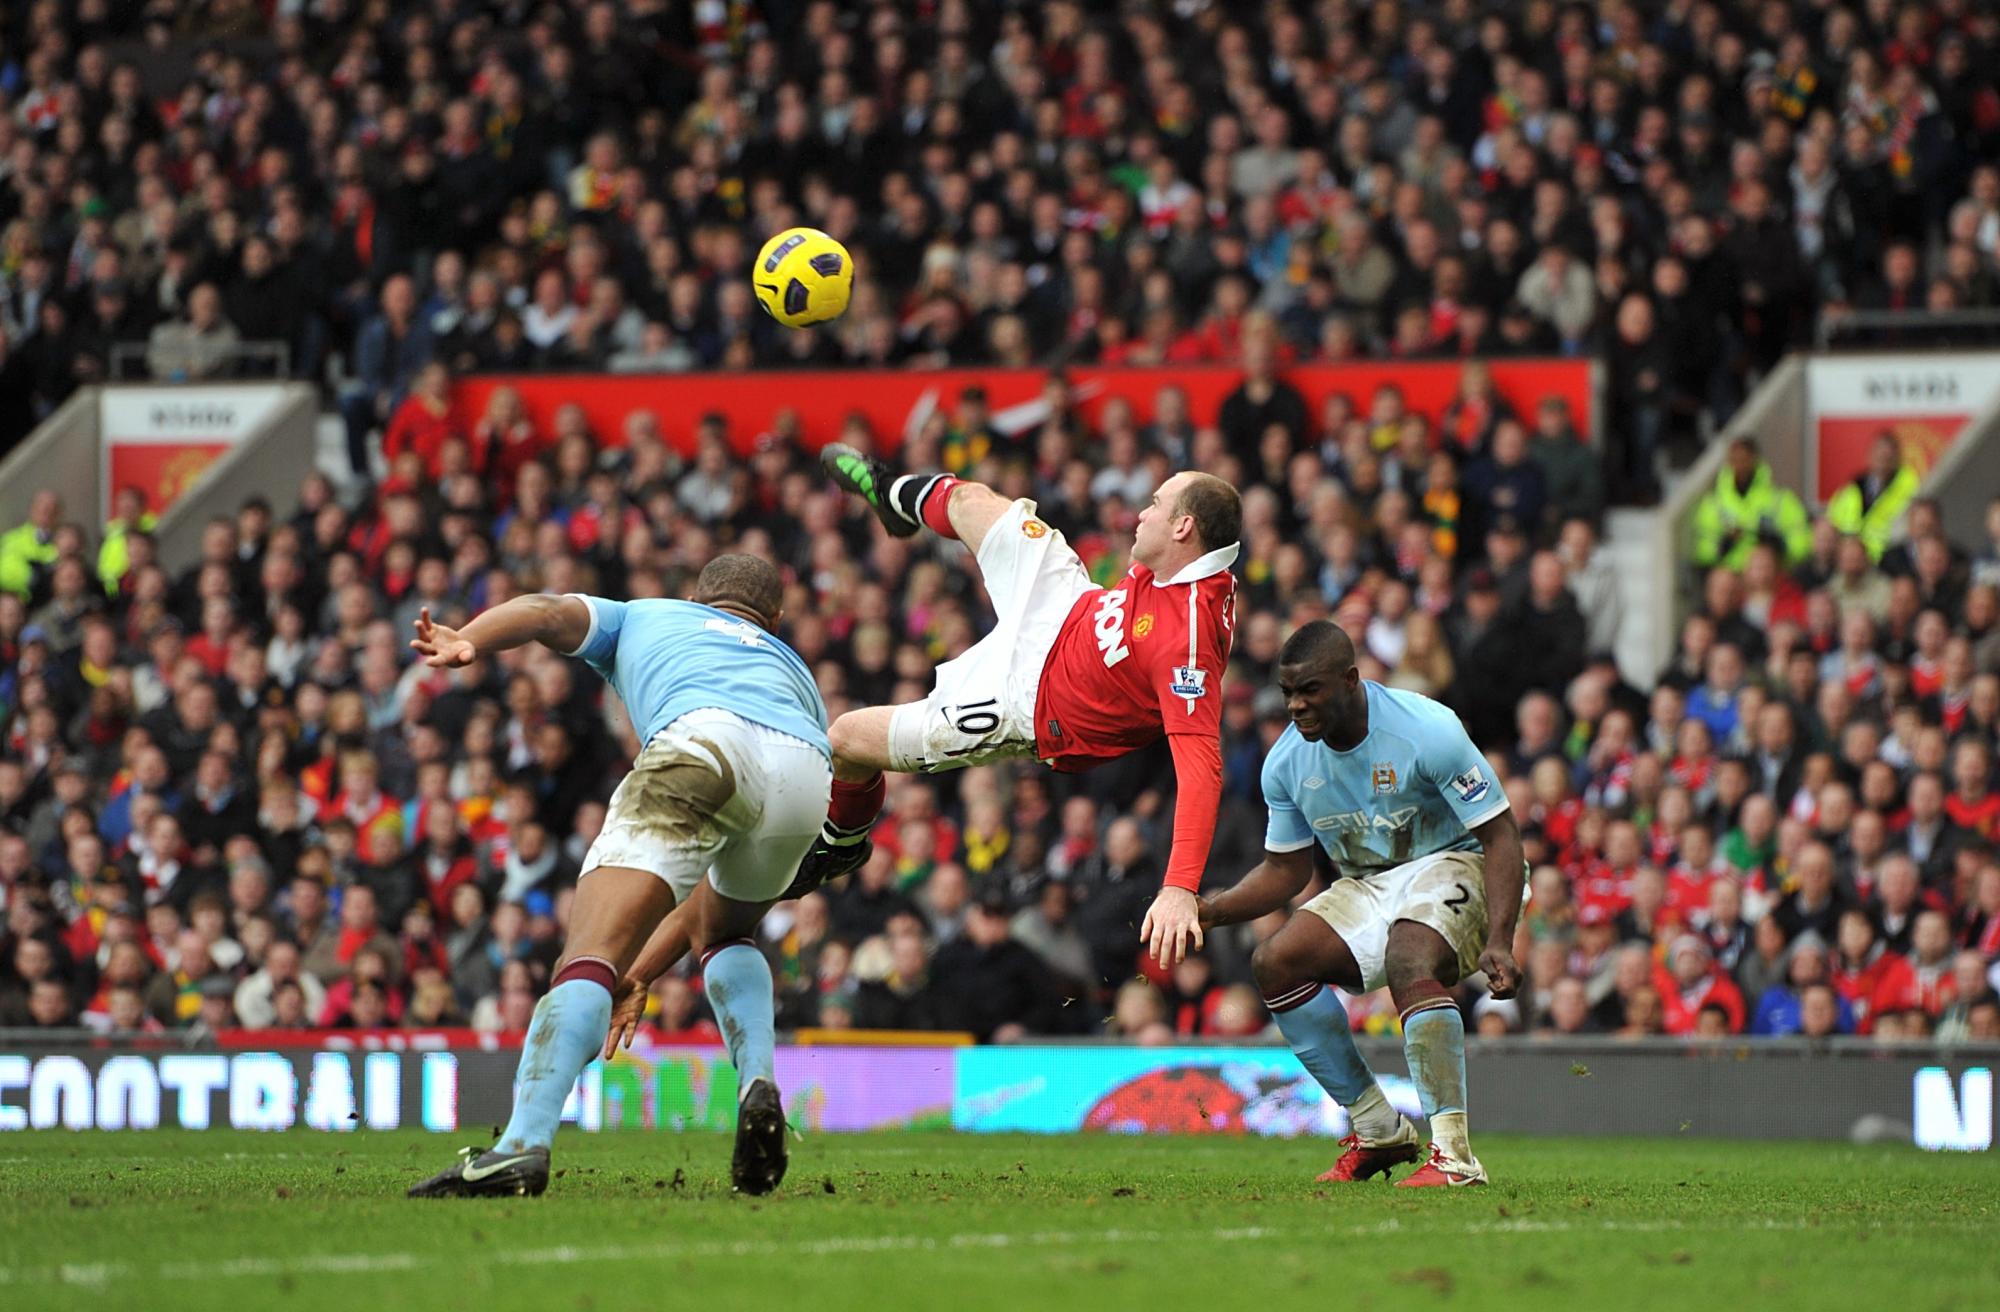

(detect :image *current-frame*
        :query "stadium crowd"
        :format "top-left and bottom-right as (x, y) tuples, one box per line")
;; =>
(1, 1), (2000, 1048)
(2, 371), (1998, 1046)
(0, 1), (1997, 497)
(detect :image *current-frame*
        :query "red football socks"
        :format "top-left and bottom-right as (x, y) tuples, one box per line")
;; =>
(827, 772), (886, 836)
(919, 475), (964, 538)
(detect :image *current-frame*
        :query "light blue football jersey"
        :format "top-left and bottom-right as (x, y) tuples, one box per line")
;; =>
(1261, 681), (1508, 874)
(566, 596), (830, 759)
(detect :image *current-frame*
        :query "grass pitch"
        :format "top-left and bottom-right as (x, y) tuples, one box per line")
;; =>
(2, 1129), (1994, 1311)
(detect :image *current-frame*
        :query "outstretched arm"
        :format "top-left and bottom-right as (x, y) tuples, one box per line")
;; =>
(1472, 810), (1526, 998)
(1139, 733), (1225, 966)
(409, 594), (592, 667)
(1197, 845), (1316, 929)
(603, 901), (697, 1059)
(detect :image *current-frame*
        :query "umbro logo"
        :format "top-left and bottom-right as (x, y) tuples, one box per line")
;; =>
(1303, 777), (1323, 789)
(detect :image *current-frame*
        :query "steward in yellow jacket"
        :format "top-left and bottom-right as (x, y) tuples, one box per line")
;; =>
(1691, 439), (1812, 572)
(1825, 432), (1920, 561)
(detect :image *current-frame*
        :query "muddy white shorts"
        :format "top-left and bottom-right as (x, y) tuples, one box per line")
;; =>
(1301, 850), (1491, 992)
(580, 707), (832, 905)
(888, 499), (1098, 772)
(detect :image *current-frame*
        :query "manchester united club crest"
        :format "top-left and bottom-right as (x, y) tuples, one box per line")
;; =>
(1133, 614), (1154, 640)
(1021, 518), (1049, 538)
(1372, 762), (1397, 793)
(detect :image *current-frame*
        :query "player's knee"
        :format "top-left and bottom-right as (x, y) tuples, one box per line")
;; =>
(1384, 928), (1455, 997)
(952, 480), (1005, 513)
(949, 482), (1008, 545)
(827, 712), (868, 767)
(1250, 936), (1300, 996)
(1382, 952), (1427, 997)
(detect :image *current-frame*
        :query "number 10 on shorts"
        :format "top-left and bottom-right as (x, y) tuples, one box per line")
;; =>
(940, 698), (1001, 755)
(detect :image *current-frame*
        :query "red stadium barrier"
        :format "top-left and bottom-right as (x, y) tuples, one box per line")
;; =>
(453, 359), (1594, 457)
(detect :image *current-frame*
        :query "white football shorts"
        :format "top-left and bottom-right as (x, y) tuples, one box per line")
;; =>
(1300, 850), (1492, 992)
(580, 707), (831, 905)
(888, 498), (1098, 773)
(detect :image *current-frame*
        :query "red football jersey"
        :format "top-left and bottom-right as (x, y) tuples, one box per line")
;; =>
(1033, 548), (1237, 772)
(1945, 791), (2000, 840)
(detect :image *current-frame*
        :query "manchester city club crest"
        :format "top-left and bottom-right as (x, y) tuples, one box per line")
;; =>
(1372, 762), (1397, 793)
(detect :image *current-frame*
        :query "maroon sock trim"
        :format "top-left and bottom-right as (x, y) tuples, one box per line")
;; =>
(1264, 981), (1325, 1014)
(699, 938), (758, 972)
(553, 955), (617, 995)
(1398, 984), (1455, 1024)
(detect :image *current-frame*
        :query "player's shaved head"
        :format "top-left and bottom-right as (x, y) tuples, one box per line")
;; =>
(693, 553), (784, 629)
(1275, 621), (1365, 746)
(1174, 473), (1242, 551)
(1280, 620), (1356, 672)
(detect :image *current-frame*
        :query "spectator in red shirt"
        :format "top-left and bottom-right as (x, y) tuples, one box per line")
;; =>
(1665, 823), (1729, 927)
(1945, 739), (2000, 840)
(382, 362), (463, 481)
(312, 944), (402, 1032)
(1438, 360), (1512, 457)
(1829, 908), (1917, 1035)
(1741, 543), (1809, 633)
(1572, 818), (1645, 919)
(414, 803), (480, 917)
(474, 386), (545, 494)
(319, 750), (400, 836)
(182, 597), (237, 678)
(1908, 610), (1951, 700)
(1961, 862), (2000, 959)
(1654, 934), (1746, 1035)
(399, 900), (453, 983)
(324, 896), (402, 999)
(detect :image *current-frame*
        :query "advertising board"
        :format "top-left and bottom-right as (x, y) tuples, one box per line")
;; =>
(0, 1040), (1990, 1150)
(454, 359), (1594, 458)
(1804, 353), (2000, 501)
(97, 385), (290, 523)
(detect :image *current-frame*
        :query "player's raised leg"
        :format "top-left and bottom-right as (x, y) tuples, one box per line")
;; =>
(820, 443), (1015, 553)
(781, 704), (901, 894)
(409, 865), (675, 1198)
(1385, 919), (1486, 1187)
(1252, 913), (1420, 1180)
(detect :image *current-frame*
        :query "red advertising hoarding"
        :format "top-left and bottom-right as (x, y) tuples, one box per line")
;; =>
(96, 385), (291, 522)
(453, 359), (1594, 457)
(1805, 353), (2000, 501)
(105, 440), (232, 520)
(1814, 415), (1963, 501)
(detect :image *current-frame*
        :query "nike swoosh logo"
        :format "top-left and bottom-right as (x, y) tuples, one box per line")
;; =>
(461, 1154), (533, 1183)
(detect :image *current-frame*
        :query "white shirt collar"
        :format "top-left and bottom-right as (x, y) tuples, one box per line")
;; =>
(1154, 542), (1240, 586)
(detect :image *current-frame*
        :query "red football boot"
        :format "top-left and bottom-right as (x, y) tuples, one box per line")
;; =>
(1316, 1115), (1422, 1182)
(1394, 1142), (1489, 1188)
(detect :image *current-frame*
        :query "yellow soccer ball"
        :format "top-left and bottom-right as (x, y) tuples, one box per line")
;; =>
(752, 227), (854, 328)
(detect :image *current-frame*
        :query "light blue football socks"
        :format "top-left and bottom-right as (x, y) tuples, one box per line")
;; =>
(703, 943), (777, 1095)
(1271, 984), (1400, 1138)
(1402, 1002), (1472, 1160)
(497, 976), (613, 1152)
